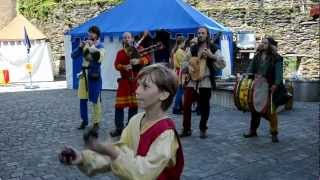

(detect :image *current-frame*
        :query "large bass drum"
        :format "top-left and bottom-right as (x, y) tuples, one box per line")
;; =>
(234, 74), (269, 114)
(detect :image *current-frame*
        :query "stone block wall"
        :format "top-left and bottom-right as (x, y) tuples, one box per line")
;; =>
(0, 0), (17, 30)
(199, 0), (319, 80)
(26, 1), (114, 76)
(23, 0), (319, 80)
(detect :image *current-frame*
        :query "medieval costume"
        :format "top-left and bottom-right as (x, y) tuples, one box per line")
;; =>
(172, 47), (187, 114)
(180, 35), (224, 139)
(71, 42), (104, 129)
(77, 113), (184, 180)
(244, 37), (286, 143)
(111, 46), (151, 136)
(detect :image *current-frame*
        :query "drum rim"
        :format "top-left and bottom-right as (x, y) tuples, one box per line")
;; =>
(233, 80), (241, 110)
(234, 77), (253, 112)
(248, 79), (255, 112)
(237, 78), (246, 111)
(252, 78), (269, 113)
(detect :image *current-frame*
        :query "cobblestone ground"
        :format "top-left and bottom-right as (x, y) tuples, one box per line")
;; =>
(0, 89), (318, 180)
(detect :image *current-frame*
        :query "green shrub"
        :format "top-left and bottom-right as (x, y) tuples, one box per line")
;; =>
(18, 0), (122, 20)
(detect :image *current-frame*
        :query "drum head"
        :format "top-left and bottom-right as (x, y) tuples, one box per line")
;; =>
(252, 78), (269, 113)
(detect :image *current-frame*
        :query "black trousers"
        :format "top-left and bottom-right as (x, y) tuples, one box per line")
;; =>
(250, 111), (278, 135)
(183, 87), (212, 132)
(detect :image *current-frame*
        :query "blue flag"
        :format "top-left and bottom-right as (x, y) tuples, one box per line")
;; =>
(23, 26), (31, 53)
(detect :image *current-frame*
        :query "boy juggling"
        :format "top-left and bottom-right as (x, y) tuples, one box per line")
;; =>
(60, 64), (184, 180)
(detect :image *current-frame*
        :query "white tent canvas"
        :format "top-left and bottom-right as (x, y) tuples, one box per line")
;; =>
(0, 15), (54, 83)
(0, 40), (54, 82)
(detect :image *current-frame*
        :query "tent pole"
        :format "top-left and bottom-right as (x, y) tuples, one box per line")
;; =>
(25, 50), (39, 89)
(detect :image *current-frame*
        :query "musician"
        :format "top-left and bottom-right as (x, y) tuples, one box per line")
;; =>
(110, 32), (151, 137)
(180, 27), (224, 139)
(71, 26), (104, 130)
(243, 37), (283, 143)
(172, 36), (187, 114)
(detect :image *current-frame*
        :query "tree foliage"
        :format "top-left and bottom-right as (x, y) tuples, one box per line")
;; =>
(18, 0), (121, 19)
(18, 0), (58, 19)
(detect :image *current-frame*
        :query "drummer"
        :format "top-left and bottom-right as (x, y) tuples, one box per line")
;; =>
(243, 37), (284, 143)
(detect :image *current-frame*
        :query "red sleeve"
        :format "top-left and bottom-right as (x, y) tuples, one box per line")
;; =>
(114, 50), (127, 71)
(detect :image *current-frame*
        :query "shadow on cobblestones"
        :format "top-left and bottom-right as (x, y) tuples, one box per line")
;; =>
(0, 90), (318, 180)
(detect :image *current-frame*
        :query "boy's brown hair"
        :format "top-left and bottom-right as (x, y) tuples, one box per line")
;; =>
(137, 63), (178, 111)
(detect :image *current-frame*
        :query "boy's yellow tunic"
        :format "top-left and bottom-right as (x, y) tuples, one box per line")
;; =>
(78, 112), (179, 180)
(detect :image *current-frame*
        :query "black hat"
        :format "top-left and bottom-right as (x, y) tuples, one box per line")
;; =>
(88, 26), (101, 39)
(266, 37), (278, 47)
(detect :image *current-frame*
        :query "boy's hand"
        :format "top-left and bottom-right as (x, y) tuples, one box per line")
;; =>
(93, 143), (119, 160)
(59, 146), (82, 165)
(83, 128), (99, 150)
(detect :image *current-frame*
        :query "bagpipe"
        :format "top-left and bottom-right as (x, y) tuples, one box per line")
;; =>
(126, 41), (163, 59)
(125, 32), (164, 72)
(83, 48), (100, 62)
(82, 39), (101, 62)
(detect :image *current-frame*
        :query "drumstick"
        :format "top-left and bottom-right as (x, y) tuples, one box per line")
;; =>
(270, 91), (273, 114)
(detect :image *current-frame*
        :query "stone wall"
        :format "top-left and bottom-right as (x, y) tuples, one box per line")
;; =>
(24, 0), (319, 79)
(26, 1), (115, 76)
(199, 0), (320, 80)
(0, 0), (17, 30)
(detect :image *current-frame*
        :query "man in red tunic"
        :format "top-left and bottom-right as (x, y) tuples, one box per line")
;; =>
(110, 32), (151, 137)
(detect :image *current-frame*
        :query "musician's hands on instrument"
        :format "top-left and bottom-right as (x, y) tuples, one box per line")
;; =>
(124, 64), (132, 71)
(199, 49), (207, 58)
(188, 66), (194, 72)
(59, 145), (83, 165)
(87, 47), (98, 53)
(80, 41), (86, 48)
(130, 58), (140, 65)
(202, 48), (214, 59)
(86, 40), (94, 46)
